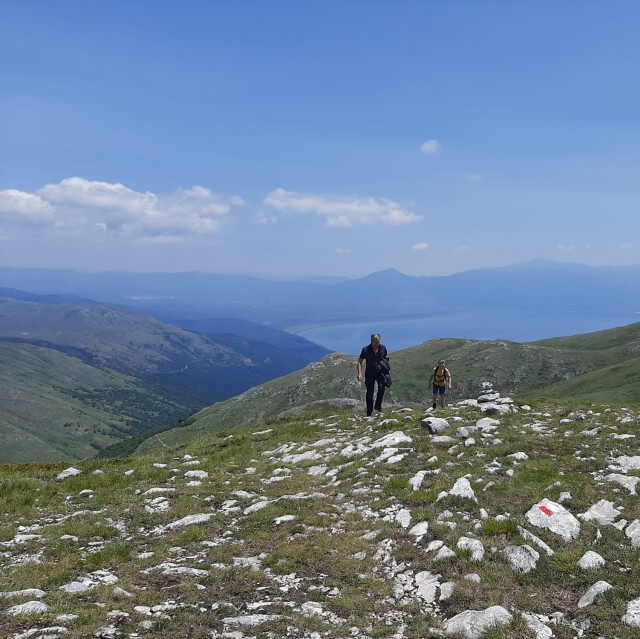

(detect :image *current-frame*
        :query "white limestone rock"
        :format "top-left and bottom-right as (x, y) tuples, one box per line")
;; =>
(432, 435), (457, 445)
(578, 580), (613, 608)
(443, 606), (513, 638)
(457, 536), (484, 562)
(625, 519), (640, 547)
(434, 545), (456, 561)
(409, 470), (427, 491)
(371, 431), (412, 448)
(521, 613), (553, 639)
(623, 597), (640, 627)
(414, 571), (441, 603)
(577, 550), (605, 570)
(448, 477), (478, 503)
(56, 467), (82, 480)
(611, 455), (640, 473)
(579, 500), (622, 525)
(395, 509), (412, 529)
(408, 522), (429, 538)
(159, 513), (214, 532)
(480, 403), (511, 416)
(517, 526), (555, 556)
(4, 600), (49, 615)
(477, 392), (500, 403)
(59, 570), (118, 594)
(606, 473), (640, 494)
(503, 545), (539, 573)
(184, 470), (208, 480)
(525, 499), (580, 541)
(0, 589), (46, 599)
(223, 614), (283, 626)
(281, 450), (322, 464)
(475, 417), (500, 432)
(421, 417), (449, 434)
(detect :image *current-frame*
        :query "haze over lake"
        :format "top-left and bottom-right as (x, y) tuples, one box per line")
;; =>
(296, 310), (640, 354)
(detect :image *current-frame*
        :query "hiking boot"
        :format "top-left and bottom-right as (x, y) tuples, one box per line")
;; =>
(432, 402), (437, 409)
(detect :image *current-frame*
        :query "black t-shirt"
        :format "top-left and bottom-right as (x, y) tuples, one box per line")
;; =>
(359, 343), (388, 379)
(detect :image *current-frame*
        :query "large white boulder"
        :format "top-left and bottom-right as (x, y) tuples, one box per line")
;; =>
(444, 606), (513, 638)
(525, 499), (580, 541)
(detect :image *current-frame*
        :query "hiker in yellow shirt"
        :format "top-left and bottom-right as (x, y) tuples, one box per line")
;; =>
(429, 359), (452, 409)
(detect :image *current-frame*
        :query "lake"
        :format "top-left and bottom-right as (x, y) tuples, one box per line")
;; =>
(295, 311), (640, 354)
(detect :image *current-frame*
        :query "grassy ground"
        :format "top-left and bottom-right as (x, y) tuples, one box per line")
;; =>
(2, 397), (640, 637)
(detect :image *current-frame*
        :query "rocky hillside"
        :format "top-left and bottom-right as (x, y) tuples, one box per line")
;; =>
(135, 322), (640, 454)
(2, 387), (640, 638)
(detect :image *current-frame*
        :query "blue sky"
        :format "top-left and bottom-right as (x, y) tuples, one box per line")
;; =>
(1, 1), (639, 276)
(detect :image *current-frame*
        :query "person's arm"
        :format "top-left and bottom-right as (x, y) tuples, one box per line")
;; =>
(428, 368), (435, 385)
(447, 369), (452, 389)
(357, 357), (364, 381)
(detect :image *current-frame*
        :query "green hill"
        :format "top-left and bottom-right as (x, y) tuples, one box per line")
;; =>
(136, 322), (640, 453)
(0, 342), (191, 464)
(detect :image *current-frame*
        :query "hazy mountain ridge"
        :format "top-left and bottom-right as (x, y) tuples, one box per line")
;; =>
(1, 262), (639, 329)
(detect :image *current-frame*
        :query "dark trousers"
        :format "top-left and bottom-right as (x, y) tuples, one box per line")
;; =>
(365, 376), (385, 415)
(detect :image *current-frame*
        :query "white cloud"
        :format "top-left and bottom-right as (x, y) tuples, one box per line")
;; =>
(420, 139), (440, 155)
(0, 177), (242, 240)
(556, 244), (576, 253)
(255, 210), (277, 225)
(0, 189), (54, 220)
(620, 242), (633, 250)
(454, 244), (472, 253)
(463, 173), (481, 182)
(411, 242), (429, 251)
(264, 188), (421, 227)
(336, 248), (352, 255)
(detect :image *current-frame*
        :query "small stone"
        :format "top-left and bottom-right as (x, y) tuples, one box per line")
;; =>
(503, 545), (539, 573)
(577, 551), (605, 570)
(56, 467), (82, 480)
(578, 581), (613, 608)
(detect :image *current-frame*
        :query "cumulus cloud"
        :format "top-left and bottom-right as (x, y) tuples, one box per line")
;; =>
(0, 177), (242, 239)
(0, 189), (54, 220)
(263, 188), (421, 227)
(411, 242), (429, 251)
(420, 139), (440, 155)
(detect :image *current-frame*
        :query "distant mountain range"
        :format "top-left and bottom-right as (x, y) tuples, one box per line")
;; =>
(135, 320), (640, 454)
(0, 262), (638, 340)
(0, 292), (329, 463)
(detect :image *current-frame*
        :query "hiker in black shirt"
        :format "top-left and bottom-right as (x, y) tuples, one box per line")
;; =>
(357, 333), (389, 416)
